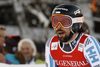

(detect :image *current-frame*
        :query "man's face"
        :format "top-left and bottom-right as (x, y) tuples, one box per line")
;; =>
(55, 24), (70, 42)
(0, 30), (7, 47)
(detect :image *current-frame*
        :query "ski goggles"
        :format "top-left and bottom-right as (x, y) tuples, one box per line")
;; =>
(51, 14), (84, 28)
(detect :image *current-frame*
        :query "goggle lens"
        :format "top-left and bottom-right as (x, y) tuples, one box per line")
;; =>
(52, 16), (72, 28)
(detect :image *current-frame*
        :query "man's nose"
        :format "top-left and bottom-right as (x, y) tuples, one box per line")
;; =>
(56, 22), (63, 28)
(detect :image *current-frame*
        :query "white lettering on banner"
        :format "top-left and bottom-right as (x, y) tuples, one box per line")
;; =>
(55, 60), (89, 66)
(74, 9), (81, 15)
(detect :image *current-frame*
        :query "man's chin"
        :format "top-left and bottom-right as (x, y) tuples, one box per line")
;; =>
(57, 35), (69, 42)
(57, 36), (64, 42)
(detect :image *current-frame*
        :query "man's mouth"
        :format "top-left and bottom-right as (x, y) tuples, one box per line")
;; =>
(57, 31), (64, 36)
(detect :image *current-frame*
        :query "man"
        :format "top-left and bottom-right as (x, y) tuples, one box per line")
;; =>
(0, 26), (7, 63)
(45, 4), (100, 67)
(0, 26), (7, 51)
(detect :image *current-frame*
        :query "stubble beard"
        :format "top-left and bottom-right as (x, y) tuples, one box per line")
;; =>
(57, 34), (69, 42)
(55, 29), (70, 42)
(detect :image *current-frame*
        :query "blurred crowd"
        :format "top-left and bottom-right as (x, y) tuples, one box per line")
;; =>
(0, 26), (45, 65)
(89, 0), (100, 34)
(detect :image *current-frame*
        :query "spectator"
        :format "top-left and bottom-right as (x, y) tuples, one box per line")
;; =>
(0, 26), (7, 63)
(0, 26), (7, 52)
(0, 53), (6, 63)
(18, 38), (37, 64)
(89, 0), (100, 33)
(89, 0), (100, 16)
(3, 35), (25, 64)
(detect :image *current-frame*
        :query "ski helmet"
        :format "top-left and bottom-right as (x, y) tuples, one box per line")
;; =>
(52, 4), (84, 33)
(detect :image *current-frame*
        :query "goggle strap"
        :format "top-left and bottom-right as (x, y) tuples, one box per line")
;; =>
(72, 16), (84, 23)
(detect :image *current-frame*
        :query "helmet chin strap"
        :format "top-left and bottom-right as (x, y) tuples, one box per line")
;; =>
(70, 27), (74, 33)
